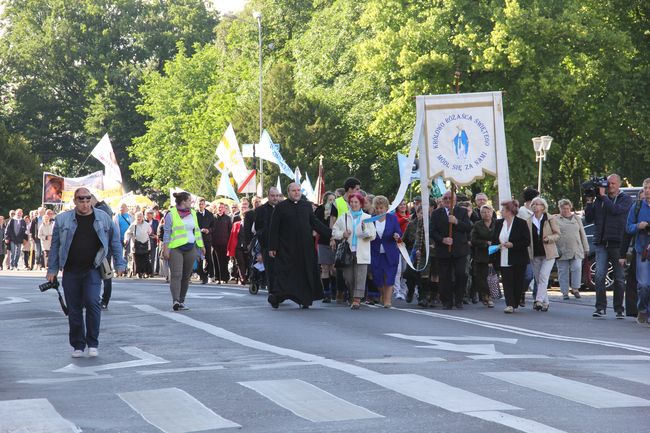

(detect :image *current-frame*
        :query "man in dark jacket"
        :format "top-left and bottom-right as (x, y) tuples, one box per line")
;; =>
(585, 173), (633, 318)
(430, 191), (473, 309)
(211, 202), (232, 283)
(255, 187), (281, 295)
(5, 208), (27, 270)
(196, 198), (215, 284)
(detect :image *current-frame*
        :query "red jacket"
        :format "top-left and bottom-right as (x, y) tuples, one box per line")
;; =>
(227, 221), (242, 257)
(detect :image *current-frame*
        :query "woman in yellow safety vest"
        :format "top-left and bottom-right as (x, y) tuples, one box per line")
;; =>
(161, 192), (205, 311)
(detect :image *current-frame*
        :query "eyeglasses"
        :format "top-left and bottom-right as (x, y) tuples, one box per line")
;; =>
(75, 195), (92, 201)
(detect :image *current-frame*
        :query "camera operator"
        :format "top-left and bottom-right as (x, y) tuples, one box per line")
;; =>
(626, 178), (650, 326)
(585, 174), (633, 318)
(46, 188), (126, 358)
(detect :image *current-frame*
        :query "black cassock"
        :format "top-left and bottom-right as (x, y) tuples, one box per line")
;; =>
(268, 198), (331, 307)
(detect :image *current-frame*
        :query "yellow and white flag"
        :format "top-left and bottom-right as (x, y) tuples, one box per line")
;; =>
(214, 124), (254, 191)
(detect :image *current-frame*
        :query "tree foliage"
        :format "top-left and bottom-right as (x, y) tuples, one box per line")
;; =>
(1, 0), (648, 208)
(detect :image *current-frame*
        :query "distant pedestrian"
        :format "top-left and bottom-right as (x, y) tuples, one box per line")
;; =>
(554, 199), (589, 300)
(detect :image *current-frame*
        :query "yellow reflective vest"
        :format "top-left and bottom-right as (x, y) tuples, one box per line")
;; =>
(168, 207), (204, 249)
(335, 196), (349, 216)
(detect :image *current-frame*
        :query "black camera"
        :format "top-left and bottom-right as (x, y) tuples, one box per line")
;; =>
(38, 278), (68, 316)
(581, 176), (608, 198)
(39, 279), (59, 292)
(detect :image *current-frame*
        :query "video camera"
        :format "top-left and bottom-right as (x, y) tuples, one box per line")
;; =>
(581, 176), (608, 198)
(38, 278), (68, 316)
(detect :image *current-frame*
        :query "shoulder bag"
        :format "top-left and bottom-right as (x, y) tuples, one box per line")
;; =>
(335, 216), (354, 268)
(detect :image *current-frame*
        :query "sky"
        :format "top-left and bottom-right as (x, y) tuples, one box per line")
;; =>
(211, 0), (249, 13)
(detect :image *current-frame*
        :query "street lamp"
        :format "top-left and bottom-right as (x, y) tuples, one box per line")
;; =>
(532, 135), (553, 192)
(252, 11), (263, 193)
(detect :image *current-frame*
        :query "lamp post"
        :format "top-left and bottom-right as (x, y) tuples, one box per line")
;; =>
(252, 11), (263, 193)
(532, 135), (553, 192)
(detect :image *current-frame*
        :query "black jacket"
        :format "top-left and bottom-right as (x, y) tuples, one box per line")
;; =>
(196, 208), (215, 245)
(585, 191), (633, 246)
(4, 218), (27, 244)
(243, 209), (256, 249)
(254, 203), (275, 250)
(491, 217), (531, 268)
(471, 220), (494, 264)
(430, 206), (473, 258)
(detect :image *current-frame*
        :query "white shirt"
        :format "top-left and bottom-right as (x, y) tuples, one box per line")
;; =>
(375, 219), (386, 254)
(532, 214), (542, 235)
(499, 219), (513, 267)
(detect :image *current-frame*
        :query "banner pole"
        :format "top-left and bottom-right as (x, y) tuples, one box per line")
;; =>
(448, 69), (461, 252)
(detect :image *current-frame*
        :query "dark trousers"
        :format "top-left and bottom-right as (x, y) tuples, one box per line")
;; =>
(501, 265), (527, 308)
(262, 249), (276, 294)
(235, 247), (248, 283)
(213, 243), (229, 282)
(438, 256), (468, 307)
(594, 244), (625, 312)
(101, 256), (112, 305)
(62, 268), (102, 350)
(474, 261), (490, 300)
(0, 253), (4, 269)
(198, 242), (214, 281)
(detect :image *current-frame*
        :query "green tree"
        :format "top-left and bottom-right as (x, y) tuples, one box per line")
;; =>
(0, 122), (42, 215)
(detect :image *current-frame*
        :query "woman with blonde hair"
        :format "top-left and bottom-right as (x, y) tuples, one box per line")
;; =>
(370, 195), (402, 308)
(554, 199), (589, 300)
(527, 197), (560, 311)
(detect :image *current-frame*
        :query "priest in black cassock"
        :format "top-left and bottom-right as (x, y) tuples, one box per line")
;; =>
(268, 183), (332, 309)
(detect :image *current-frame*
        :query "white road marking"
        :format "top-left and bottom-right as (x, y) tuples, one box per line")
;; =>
(132, 305), (564, 433)
(0, 296), (29, 305)
(239, 379), (383, 422)
(187, 291), (246, 298)
(464, 410), (568, 433)
(356, 357), (445, 364)
(468, 354), (551, 360)
(0, 398), (81, 433)
(387, 333), (518, 355)
(54, 346), (168, 375)
(18, 375), (112, 384)
(137, 366), (225, 376)
(571, 355), (650, 361)
(594, 364), (650, 386)
(248, 361), (316, 370)
(118, 387), (240, 432)
(365, 374), (519, 412)
(400, 309), (650, 354)
(484, 371), (650, 408)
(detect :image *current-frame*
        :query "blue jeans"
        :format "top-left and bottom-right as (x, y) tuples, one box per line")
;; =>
(594, 244), (625, 312)
(62, 268), (102, 350)
(637, 254), (650, 314)
(523, 263), (538, 298)
(10, 241), (22, 268)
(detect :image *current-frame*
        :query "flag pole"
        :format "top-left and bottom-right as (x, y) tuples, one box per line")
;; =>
(448, 69), (461, 252)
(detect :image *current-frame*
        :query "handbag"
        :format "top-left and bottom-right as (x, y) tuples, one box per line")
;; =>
(487, 264), (502, 299)
(335, 217), (354, 268)
(133, 225), (149, 255)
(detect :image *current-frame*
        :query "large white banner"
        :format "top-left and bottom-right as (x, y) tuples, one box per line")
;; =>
(389, 92), (511, 270)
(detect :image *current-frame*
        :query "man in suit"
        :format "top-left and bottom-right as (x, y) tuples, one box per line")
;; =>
(196, 198), (216, 284)
(430, 191), (473, 309)
(5, 208), (28, 270)
(255, 187), (281, 295)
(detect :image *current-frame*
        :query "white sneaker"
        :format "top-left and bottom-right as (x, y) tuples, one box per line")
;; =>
(71, 349), (84, 358)
(88, 347), (98, 357)
(504, 306), (514, 314)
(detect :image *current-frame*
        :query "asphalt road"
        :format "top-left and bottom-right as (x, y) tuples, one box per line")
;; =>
(1, 271), (649, 433)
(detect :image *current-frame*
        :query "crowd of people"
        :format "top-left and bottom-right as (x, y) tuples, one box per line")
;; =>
(2, 174), (649, 358)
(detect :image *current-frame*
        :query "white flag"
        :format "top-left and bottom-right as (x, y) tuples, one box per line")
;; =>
(91, 134), (122, 186)
(294, 167), (301, 184)
(301, 173), (314, 201)
(276, 176), (282, 194)
(215, 173), (240, 203)
(214, 124), (253, 190)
